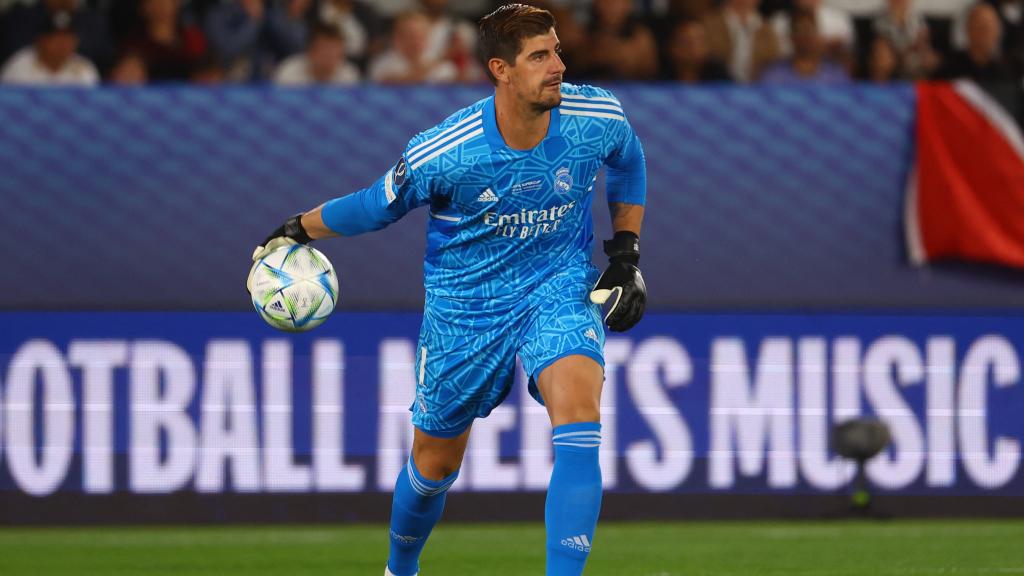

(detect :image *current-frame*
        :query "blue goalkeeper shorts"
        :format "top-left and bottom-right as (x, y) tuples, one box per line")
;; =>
(410, 266), (605, 437)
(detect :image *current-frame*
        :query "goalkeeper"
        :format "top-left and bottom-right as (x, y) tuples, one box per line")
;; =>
(250, 4), (646, 575)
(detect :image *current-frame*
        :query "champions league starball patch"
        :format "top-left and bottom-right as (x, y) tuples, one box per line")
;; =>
(554, 167), (573, 193)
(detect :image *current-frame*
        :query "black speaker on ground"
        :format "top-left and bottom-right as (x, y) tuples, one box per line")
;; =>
(832, 418), (891, 514)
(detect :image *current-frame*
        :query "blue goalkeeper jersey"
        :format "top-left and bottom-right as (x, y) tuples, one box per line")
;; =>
(321, 83), (646, 301)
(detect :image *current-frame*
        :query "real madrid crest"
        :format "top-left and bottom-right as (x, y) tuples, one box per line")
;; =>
(554, 167), (573, 193)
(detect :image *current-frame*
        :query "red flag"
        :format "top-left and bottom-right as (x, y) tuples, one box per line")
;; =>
(906, 81), (1024, 268)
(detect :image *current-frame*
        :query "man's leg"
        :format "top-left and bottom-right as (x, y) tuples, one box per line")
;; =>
(537, 355), (604, 576)
(387, 426), (472, 576)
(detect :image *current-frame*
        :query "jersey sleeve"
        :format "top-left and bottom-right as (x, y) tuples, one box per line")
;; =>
(604, 116), (647, 207)
(320, 148), (433, 236)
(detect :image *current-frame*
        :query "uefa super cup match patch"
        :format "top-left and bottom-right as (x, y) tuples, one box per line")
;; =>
(393, 156), (409, 188)
(384, 156), (411, 204)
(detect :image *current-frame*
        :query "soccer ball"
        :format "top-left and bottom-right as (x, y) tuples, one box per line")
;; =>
(250, 244), (338, 332)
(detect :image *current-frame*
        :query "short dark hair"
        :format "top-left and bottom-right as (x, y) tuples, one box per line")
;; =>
(309, 21), (343, 45)
(478, 3), (556, 85)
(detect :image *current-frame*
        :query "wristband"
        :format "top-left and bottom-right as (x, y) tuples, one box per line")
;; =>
(603, 230), (640, 265)
(283, 213), (313, 244)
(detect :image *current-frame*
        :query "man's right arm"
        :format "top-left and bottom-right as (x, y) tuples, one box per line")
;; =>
(317, 156), (423, 236)
(246, 154), (428, 293)
(251, 155), (428, 260)
(297, 205), (336, 241)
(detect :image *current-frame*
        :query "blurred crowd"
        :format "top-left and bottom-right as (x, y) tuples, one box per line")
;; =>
(0, 0), (1021, 90)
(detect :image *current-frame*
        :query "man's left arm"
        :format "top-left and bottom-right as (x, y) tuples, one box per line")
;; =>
(610, 202), (644, 235)
(590, 120), (648, 332)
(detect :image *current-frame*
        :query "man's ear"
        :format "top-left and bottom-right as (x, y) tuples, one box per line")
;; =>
(489, 57), (511, 84)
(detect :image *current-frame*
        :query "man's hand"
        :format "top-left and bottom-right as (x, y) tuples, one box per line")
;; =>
(590, 231), (646, 332)
(247, 213), (313, 293)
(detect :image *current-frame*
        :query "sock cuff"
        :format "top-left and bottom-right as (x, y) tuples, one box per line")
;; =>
(552, 421), (601, 448)
(407, 456), (459, 497)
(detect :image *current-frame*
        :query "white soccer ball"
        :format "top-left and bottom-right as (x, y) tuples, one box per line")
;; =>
(250, 244), (338, 332)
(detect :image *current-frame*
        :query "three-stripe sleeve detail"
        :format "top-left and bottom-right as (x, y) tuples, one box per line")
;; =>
(407, 111), (483, 169)
(560, 93), (625, 121)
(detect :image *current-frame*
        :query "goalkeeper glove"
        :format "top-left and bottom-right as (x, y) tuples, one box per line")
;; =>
(247, 213), (313, 293)
(589, 231), (647, 332)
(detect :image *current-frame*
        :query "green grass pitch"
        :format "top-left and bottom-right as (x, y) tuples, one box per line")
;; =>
(0, 520), (1021, 575)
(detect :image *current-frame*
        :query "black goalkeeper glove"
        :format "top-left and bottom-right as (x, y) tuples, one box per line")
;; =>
(247, 213), (313, 293)
(252, 213), (313, 260)
(589, 231), (647, 332)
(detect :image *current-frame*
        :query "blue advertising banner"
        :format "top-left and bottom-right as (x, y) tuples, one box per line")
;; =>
(0, 312), (1020, 496)
(4, 86), (1023, 311)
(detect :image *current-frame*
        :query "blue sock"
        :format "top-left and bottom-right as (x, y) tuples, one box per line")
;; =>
(546, 422), (603, 576)
(387, 456), (458, 576)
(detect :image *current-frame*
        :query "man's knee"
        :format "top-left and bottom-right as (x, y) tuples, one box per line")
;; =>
(412, 428), (470, 481)
(539, 355), (604, 428)
(556, 405), (601, 426)
(552, 381), (601, 424)
(413, 450), (461, 480)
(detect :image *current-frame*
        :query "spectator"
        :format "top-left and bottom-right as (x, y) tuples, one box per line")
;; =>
(124, 0), (208, 81)
(205, 0), (310, 81)
(666, 18), (732, 83)
(108, 50), (148, 84)
(760, 9), (849, 83)
(873, 0), (938, 79)
(418, 0), (480, 81)
(988, 0), (1024, 75)
(772, 0), (855, 65)
(314, 0), (381, 70)
(536, 2), (587, 78)
(1, 10), (99, 85)
(662, 0), (715, 20)
(274, 21), (359, 84)
(703, 0), (781, 82)
(368, 10), (455, 83)
(365, 0), (414, 18)
(650, 0), (715, 56)
(582, 0), (659, 79)
(1, 0), (112, 71)
(191, 56), (227, 82)
(936, 2), (1016, 82)
(864, 35), (900, 82)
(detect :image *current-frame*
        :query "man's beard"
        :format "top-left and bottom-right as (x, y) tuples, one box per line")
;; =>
(530, 90), (561, 113)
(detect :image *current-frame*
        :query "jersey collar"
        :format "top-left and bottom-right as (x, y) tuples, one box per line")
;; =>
(482, 95), (561, 153)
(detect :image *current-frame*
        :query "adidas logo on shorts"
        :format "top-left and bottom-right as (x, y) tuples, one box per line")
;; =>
(477, 188), (499, 202)
(583, 328), (599, 342)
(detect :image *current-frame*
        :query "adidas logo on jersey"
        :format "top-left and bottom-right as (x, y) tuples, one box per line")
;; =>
(583, 328), (599, 342)
(477, 188), (499, 202)
(560, 534), (592, 553)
